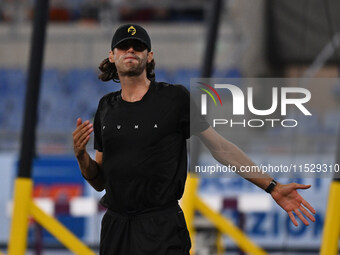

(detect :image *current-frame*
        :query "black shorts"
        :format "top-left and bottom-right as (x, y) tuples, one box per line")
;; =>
(100, 203), (191, 255)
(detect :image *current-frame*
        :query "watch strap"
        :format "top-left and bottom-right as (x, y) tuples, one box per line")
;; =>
(265, 179), (277, 193)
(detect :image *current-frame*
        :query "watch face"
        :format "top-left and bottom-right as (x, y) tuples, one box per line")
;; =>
(265, 180), (277, 193)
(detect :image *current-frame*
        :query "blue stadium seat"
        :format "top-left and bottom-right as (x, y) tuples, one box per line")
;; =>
(0, 69), (26, 131)
(154, 69), (171, 83)
(213, 68), (242, 78)
(172, 68), (200, 89)
(1, 67), (244, 132)
(323, 112), (340, 135)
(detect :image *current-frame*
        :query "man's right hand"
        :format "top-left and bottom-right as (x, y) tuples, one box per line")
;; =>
(72, 118), (93, 158)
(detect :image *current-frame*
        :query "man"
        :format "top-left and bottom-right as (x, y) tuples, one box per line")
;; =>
(72, 24), (315, 255)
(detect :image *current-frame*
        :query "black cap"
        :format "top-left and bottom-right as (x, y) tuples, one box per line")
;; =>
(111, 24), (151, 51)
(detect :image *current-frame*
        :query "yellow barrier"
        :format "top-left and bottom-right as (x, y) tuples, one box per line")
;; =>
(9, 175), (268, 255)
(216, 231), (224, 255)
(182, 174), (268, 255)
(320, 181), (340, 255)
(31, 202), (95, 255)
(8, 177), (95, 255)
(8, 178), (32, 255)
(196, 196), (267, 255)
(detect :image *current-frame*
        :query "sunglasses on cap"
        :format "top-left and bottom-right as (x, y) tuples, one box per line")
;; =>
(115, 40), (148, 52)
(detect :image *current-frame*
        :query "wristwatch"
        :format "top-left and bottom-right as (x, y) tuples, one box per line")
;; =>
(265, 179), (277, 193)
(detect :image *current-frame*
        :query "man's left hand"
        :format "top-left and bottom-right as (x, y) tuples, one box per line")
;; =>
(271, 183), (316, 226)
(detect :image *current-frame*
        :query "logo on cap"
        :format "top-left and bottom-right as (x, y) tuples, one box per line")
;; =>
(127, 26), (136, 35)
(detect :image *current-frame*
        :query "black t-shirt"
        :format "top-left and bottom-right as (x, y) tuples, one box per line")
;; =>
(93, 81), (209, 213)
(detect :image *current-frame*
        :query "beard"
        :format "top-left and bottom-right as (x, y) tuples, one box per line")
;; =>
(119, 55), (148, 77)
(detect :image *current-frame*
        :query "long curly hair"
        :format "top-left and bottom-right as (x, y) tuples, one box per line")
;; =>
(98, 58), (156, 83)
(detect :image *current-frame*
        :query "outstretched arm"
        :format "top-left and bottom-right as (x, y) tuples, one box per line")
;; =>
(197, 126), (316, 226)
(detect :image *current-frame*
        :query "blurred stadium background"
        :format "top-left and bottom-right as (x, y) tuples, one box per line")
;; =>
(0, 0), (339, 254)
